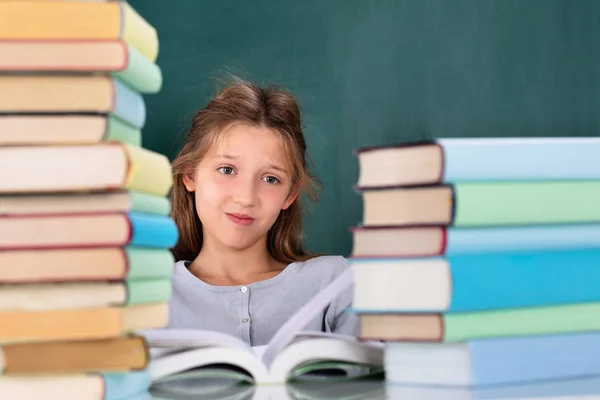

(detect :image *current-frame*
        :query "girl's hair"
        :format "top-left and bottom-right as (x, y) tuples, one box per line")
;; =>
(170, 77), (322, 263)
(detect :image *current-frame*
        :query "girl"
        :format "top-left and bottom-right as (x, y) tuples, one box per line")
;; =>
(167, 77), (358, 346)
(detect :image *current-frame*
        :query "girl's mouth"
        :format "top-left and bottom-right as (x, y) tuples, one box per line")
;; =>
(226, 213), (255, 226)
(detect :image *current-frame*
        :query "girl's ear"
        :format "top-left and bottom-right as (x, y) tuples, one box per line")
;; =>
(282, 179), (303, 210)
(282, 190), (299, 210)
(182, 170), (197, 192)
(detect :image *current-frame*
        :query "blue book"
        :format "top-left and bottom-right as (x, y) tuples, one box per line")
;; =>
(355, 137), (600, 188)
(129, 212), (179, 248)
(351, 248), (600, 312)
(386, 332), (600, 387)
(387, 376), (600, 399)
(351, 223), (600, 257)
(0, 75), (146, 130)
(447, 224), (600, 254)
(113, 77), (146, 129)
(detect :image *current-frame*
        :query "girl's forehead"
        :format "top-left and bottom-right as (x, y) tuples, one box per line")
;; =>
(201, 124), (296, 172)
(211, 124), (289, 158)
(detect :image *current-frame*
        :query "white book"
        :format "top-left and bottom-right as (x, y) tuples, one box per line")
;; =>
(142, 268), (384, 387)
(145, 328), (384, 386)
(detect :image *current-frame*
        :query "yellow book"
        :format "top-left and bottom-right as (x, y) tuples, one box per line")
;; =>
(0, 0), (158, 62)
(0, 303), (168, 344)
(0, 143), (173, 196)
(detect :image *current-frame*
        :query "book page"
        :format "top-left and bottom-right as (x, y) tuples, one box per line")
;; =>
(268, 337), (384, 384)
(251, 345), (266, 358)
(261, 268), (354, 367)
(142, 328), (251, 353)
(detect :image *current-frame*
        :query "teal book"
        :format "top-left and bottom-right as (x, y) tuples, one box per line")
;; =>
(129, 212), (179, 248)
(351, 248), (600, 313)
(0, 212), (178, 250)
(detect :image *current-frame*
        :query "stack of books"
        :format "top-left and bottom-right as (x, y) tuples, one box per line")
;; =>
(349, 137), (600, 387)
(0, 1), (177, 399)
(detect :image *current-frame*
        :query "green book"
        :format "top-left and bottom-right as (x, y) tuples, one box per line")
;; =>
(361, 302), (600, 343)
(361, 180), (600, 226)
(105, 115), (142, 146)
(126, 278), (173, 306)
(114, 44), (162, 94)
(454, 180), (600, 226)
(125, 247), (174, 280)
(0, 190), (170, 217)
(444, 302), (600, 341)
(0, 114), (140, 147)
(0, 277), (173, 311)
(0, 247), (173, 286)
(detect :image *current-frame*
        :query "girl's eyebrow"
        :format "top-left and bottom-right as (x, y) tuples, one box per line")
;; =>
(212, 154), (237, 160)
(213, 153), (287, 173)
(268, 163), (288, 173)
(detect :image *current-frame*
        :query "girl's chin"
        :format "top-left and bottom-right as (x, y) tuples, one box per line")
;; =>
(219, 235), (264, 251)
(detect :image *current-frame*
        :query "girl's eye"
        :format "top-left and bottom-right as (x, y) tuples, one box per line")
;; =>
(217, 166), (235, 175)
(264, 176), (280, 184)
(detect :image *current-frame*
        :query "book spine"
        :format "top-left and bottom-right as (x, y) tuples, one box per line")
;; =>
(470, 332), (600, 385)
(124, 247), (174, 280)
(103, 370), (151, 400)
(120, 2), (159, 62)
(127, 190), (171, 216)
(122, 144), (173, 197)
(445, 302), (600, 342)
(446, 224), (600, 254)
(113, 44), (162, 94)
(441, 138), (600, 182)
(125, 279), (172, 306)
(104, 115), (141, 146)
(448, 248), (600, 311)
(452, 181), (600, 226)
(112, 78), (146, 129)
(128, 212), (178, 248)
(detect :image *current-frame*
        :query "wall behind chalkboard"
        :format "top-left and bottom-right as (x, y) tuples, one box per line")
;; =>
(131, 0), (600, 256)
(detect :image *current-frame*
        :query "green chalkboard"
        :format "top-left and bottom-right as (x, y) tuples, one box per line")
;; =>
(130, 0), (600, 256)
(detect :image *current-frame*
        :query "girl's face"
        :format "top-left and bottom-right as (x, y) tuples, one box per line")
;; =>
(183, 123), (298, 251)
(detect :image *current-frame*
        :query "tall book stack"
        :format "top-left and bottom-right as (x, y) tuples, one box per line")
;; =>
(0, 1), (178, 399)
(349, 138), (600, 387)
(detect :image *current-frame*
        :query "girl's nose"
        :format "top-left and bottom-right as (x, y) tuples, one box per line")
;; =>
(232, 177), (258, 207)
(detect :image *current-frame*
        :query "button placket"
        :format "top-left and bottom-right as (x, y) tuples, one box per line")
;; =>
(239, 285), (251, 343)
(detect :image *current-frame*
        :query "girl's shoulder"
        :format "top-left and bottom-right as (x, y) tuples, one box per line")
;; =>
(289, 255), (349, 280)
(294, 254), (348, 268)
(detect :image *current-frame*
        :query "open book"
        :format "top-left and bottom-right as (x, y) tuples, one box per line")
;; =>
(141, 267), (383, 389)
(143, 328), (384, 388)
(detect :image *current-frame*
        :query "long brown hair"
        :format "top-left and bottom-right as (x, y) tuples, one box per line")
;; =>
(170, 77), (322, 263)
